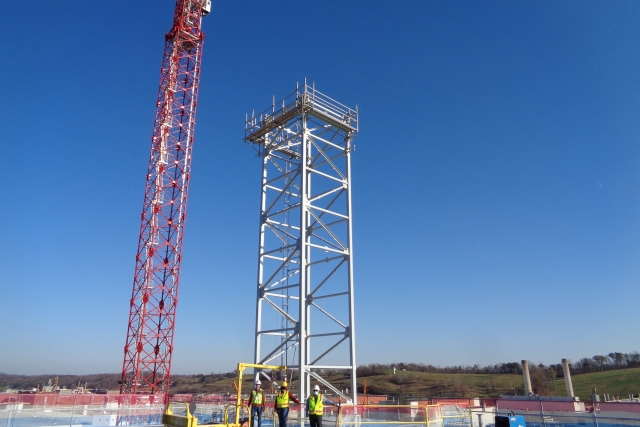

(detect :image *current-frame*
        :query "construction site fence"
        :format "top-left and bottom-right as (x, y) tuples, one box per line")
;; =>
(336, 403), (640, 427)
(493, 412), (640, 427)
(0, 392), (300, 427)
(4, 394), (640, 427)
(0, 397), (467, 427)
(0, 392), (165, 427)
(335, 404), (470, 427)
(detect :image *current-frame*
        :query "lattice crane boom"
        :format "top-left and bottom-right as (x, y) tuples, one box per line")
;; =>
(120, 0), (210, 396)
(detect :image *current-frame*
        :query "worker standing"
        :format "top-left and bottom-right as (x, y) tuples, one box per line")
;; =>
(275, 381), (300, 427)
(247, 379), (265, 427)
(306, 385), (330, 427)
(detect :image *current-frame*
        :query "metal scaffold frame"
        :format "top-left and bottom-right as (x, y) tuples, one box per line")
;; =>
(245, 82), (359, 409)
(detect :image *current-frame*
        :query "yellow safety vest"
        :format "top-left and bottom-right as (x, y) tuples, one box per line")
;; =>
(251, 390), (263, 405)
(308, 394), (323, 415)
(276, 391), (290, 408)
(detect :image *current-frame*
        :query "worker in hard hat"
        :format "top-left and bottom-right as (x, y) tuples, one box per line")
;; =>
(247, 379), (265, 427)
(274, 381), (300, 427)
(306, 385), (331, 427)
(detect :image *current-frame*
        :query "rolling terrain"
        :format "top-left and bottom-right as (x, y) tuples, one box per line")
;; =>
(3, 368), (639, 399)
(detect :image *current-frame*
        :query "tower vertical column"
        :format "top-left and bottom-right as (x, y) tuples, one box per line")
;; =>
(345, 135), (357, 405)
(299, 118), (309, 411)
(254, 151), (270, 368)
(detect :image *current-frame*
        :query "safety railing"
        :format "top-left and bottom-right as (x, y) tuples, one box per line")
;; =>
(245, 83), (358, 143)
(498, 412), (640, 427)
(223, 403), (250, 425)
(427, 405), (444, 427)
(440, 404), (472, 427)
(0, 393), (165, 427)
(337, 404), (435, 427)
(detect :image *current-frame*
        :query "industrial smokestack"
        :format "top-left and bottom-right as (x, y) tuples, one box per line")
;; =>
(562, 359), (575, 398)
(521, 360), (532, 395)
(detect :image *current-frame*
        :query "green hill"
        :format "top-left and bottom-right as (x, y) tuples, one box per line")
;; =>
(553, 368), (640, 399)
(3, 368), (640, 400)
(166, 368), (640, 400)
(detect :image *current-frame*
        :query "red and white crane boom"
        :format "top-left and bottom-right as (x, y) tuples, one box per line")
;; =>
(120, 0), (211, 396)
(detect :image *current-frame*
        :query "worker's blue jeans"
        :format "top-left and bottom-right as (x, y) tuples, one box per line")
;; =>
(251, 406), (262, 427)
(276, 408), (289, 427)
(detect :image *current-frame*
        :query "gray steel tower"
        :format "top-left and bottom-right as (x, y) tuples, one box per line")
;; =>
(245, 82), (359, 409)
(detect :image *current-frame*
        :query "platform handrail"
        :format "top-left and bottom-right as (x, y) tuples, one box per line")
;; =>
(224, 403), (250, 425)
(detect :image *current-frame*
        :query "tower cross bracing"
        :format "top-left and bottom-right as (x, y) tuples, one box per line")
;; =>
(245, 83), (359, 407)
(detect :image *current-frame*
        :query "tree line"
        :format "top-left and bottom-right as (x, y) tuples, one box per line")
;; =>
(573, 352), (640, 374)
(356, 351), (640, 378)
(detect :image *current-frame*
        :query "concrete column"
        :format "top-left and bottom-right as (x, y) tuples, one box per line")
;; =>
(562, 358), (575, 397)
(521, 360), (532, 395)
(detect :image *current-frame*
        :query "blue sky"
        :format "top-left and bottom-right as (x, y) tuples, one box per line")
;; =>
(1, 1), (639, 375)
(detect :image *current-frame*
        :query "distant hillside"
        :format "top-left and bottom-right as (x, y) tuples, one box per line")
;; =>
(0, 373), (120, 392)
(3, 368), (640, 399)
(553, 367), (640, 399)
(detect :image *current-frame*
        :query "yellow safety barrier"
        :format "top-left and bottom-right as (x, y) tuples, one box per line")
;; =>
(216, 362), (287, 427)
(224, 403), (250, 425)
(162, 402), (198, 427)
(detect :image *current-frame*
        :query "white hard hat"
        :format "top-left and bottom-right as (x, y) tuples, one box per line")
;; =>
(313, 385), (320, 391)
(255, 379), (261, 385)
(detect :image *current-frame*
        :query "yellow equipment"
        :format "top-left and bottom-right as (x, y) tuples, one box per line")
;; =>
(162, 402), (198, 427)
(224, 363), (287, 427)
(163, 363), (286, 427)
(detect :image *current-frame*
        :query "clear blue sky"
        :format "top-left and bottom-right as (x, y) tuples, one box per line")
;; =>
(1, 1), (639, 375)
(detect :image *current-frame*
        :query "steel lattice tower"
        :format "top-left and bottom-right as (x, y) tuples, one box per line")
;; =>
(120, 0), (210, 396)
(245, 83), (359, 408)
